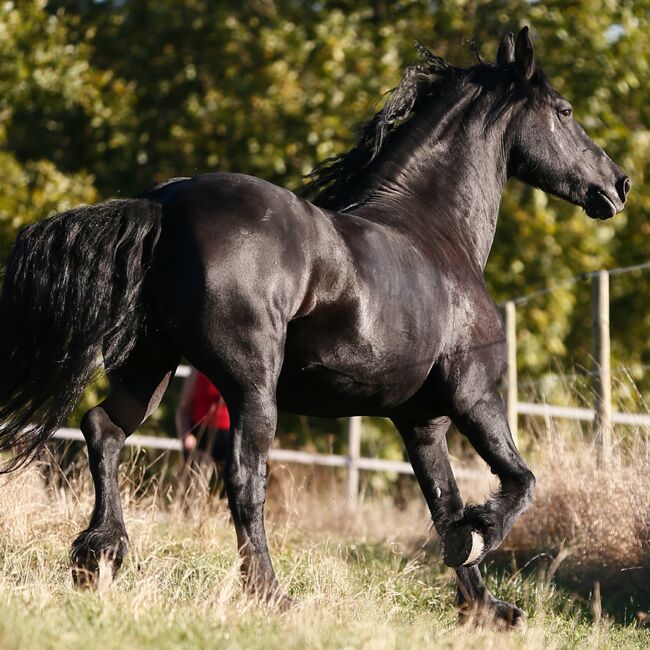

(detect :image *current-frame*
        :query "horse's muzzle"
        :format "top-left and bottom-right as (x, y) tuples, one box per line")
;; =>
(585, 176), (630, 220)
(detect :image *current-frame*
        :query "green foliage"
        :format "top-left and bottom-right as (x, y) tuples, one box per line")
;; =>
(0, 1), (648, 441)
(0, 0), (134, 259)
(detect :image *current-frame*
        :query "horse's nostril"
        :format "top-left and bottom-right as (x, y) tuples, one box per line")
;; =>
(617, 176), (631, 202)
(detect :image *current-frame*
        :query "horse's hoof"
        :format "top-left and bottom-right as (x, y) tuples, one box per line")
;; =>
(443, 524), (485, 567)
(493, 600), (527, 630)
(459, 598), (527, 631)
(71, 555), (117, 592)
(258, 587), (294, 611)
(71, 564), (98, 589)
(70, 529), (129, 590)
(242, 571), (293, 611)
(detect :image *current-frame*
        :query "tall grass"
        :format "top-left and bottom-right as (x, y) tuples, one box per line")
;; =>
(0, 420), (648, 649)
(505, 421), (650, 624)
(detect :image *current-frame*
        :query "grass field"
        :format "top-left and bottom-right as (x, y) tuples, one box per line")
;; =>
(0, 428), (649, 649)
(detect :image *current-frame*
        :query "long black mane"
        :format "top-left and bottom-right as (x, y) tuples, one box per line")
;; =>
(301, 42), (543, 211)
(300, 44), (459, 210)
(301, 44), (470, 210)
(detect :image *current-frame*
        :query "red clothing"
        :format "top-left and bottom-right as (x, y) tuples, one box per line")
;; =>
(191, 373), (230, 430)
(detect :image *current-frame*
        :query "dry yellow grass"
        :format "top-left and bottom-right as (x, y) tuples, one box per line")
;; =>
(505, 424), (650, 620)
(0, 425), (648, 649)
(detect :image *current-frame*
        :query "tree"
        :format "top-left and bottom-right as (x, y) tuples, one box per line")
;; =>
(2, 1), (648, 438)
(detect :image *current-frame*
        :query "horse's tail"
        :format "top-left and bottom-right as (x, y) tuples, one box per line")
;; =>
(0, 199), (162, 472)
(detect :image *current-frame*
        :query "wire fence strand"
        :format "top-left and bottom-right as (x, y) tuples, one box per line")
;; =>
(497, 259), (650, 307)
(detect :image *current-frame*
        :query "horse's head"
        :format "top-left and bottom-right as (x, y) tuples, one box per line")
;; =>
(501, 27), (629, 219)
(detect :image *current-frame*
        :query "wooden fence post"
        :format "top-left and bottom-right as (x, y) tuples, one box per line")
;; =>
(592, 271), (612, 464)
(347, 416), (362, 507)
(505, 301), (519, 447)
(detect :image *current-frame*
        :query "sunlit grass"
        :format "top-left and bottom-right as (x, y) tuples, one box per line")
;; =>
(0, 426), (649, 649)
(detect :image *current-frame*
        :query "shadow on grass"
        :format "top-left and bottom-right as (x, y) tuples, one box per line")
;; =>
(343, 536), (650, 628)
(488, 547), (650, 627)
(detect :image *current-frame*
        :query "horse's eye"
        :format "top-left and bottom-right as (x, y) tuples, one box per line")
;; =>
(558, 106), (573, 119)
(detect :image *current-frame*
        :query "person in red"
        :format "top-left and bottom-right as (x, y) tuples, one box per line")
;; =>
(176, 368), (231, 469)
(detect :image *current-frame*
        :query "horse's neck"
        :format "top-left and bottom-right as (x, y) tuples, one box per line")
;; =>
(353, 96), (508, 270)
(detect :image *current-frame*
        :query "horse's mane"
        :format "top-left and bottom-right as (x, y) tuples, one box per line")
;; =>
(300, 41), (537, 211)
(300, 44), (465, 210)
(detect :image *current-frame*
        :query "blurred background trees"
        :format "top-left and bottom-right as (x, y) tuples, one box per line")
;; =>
(0, 0), (648, 452)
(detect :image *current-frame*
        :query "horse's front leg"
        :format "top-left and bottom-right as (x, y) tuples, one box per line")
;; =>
(393, 416), (526, 629)
(444, 383), (535, 572)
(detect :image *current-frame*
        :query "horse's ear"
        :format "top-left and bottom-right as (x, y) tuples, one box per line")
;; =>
(514, 26), (535, 80)
(496, 32), (515, 65)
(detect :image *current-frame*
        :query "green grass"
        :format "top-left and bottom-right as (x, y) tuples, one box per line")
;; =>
(0, 463), (648, 649)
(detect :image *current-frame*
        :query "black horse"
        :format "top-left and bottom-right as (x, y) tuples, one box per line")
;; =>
(0, 28), (628, 627)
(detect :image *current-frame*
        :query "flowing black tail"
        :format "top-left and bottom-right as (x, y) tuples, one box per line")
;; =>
(0, 199), (162, 472)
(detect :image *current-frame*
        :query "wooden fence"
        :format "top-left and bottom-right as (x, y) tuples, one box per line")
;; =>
(51, 266), (650, 506)
(503, 270), (650, 458)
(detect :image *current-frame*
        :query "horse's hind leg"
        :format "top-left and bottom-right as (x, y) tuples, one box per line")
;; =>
(71, 335), (178, 588)
(71, 405), (129, 587)
(196, 329), (287, 606)
(393, 416), (525, 629)
(221, 385), (284, 605)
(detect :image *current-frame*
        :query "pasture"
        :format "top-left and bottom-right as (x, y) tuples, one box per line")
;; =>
(1, 423), (648, 649)
(1, 4), (648, 648)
